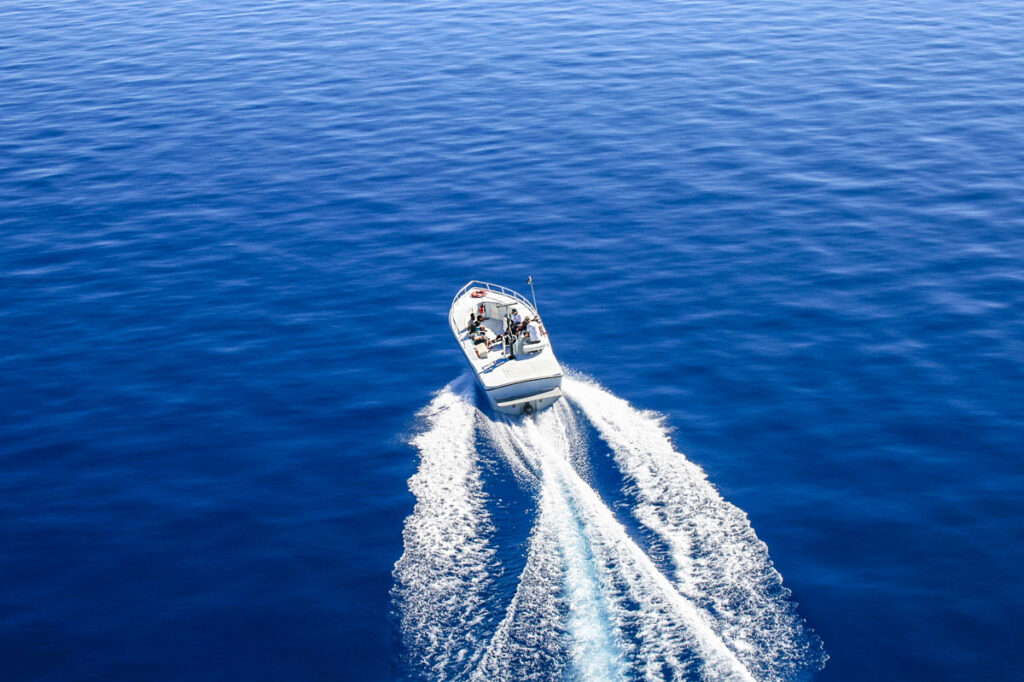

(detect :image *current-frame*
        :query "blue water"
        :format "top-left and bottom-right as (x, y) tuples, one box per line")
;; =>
(3, 1), (1023, 680)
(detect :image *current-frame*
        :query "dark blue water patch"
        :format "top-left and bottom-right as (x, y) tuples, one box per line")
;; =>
(4, 0), (1024, 679)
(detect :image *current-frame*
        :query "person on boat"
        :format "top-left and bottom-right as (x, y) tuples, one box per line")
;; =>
(526, 318), (543, 343)
(510, 308), (523, 331)
(470, 317), (488, 343)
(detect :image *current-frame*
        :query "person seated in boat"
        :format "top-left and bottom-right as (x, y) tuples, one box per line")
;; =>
(526, 318), (543, 344)
(510, 308), (523, 331)
(470, 319), (488, 344)
(471, 316), (500, 346)
(473, 314), (491, 336)
(502, 315), (518, 338)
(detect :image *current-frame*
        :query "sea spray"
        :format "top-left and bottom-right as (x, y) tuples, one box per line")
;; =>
(392, 380), (499, 680)
(564, 374), (827, 681)
(487, 409), (629, 681)
(482, 402), (750, 681)
(472, 490), (570, 681)
(394, 375), (825, 681)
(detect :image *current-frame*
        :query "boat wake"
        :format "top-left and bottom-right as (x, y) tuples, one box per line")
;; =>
(392, 374), (826, 681)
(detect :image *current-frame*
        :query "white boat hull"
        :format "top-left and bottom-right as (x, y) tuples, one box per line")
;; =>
(449, 281), (563, 416)
(481, 374), (563, 415)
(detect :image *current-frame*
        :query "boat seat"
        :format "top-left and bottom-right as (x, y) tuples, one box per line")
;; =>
(520, 337), (548, 353)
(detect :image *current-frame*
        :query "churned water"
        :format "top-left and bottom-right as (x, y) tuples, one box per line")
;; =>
(2, 1), (1022, 680)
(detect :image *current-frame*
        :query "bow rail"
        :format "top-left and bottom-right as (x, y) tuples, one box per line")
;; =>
(451, 281), (534, 309)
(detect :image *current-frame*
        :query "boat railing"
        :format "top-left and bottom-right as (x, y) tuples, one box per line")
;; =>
(449, 281), (539, 339)
(451, 280), (534, 310)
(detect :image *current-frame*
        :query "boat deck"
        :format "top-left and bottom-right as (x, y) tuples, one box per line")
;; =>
(450, 287), (562, 393)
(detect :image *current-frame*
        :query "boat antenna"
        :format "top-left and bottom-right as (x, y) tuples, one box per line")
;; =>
(527, 275), (538, 313)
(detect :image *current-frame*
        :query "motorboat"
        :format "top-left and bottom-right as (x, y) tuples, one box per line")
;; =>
(449, 280), (563, 415)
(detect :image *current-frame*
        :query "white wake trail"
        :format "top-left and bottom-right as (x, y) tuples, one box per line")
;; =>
(472, 490), (569, 681)
(564, 375), (827, 681)
(394, 375), (824, 681)
(476, 406), (626, 681)
(392, 380), (498, 680)
(484, 403), (754, 682)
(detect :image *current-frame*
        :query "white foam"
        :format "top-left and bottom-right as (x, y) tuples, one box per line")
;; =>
(391, 379), (498, 680)
(537, 403), (754, 682)
(482, 402), (753, 681)
(394, 374), (824, 681)
(564, 374), (827, 680)
(481, 407), (628, 681)
(471, 485), (568, 681)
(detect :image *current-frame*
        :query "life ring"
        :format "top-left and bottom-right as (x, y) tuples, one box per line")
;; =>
(470, 289), (487, 298)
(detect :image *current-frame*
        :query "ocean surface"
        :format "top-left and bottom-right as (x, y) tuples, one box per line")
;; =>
(2, 1), (1023, 680)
